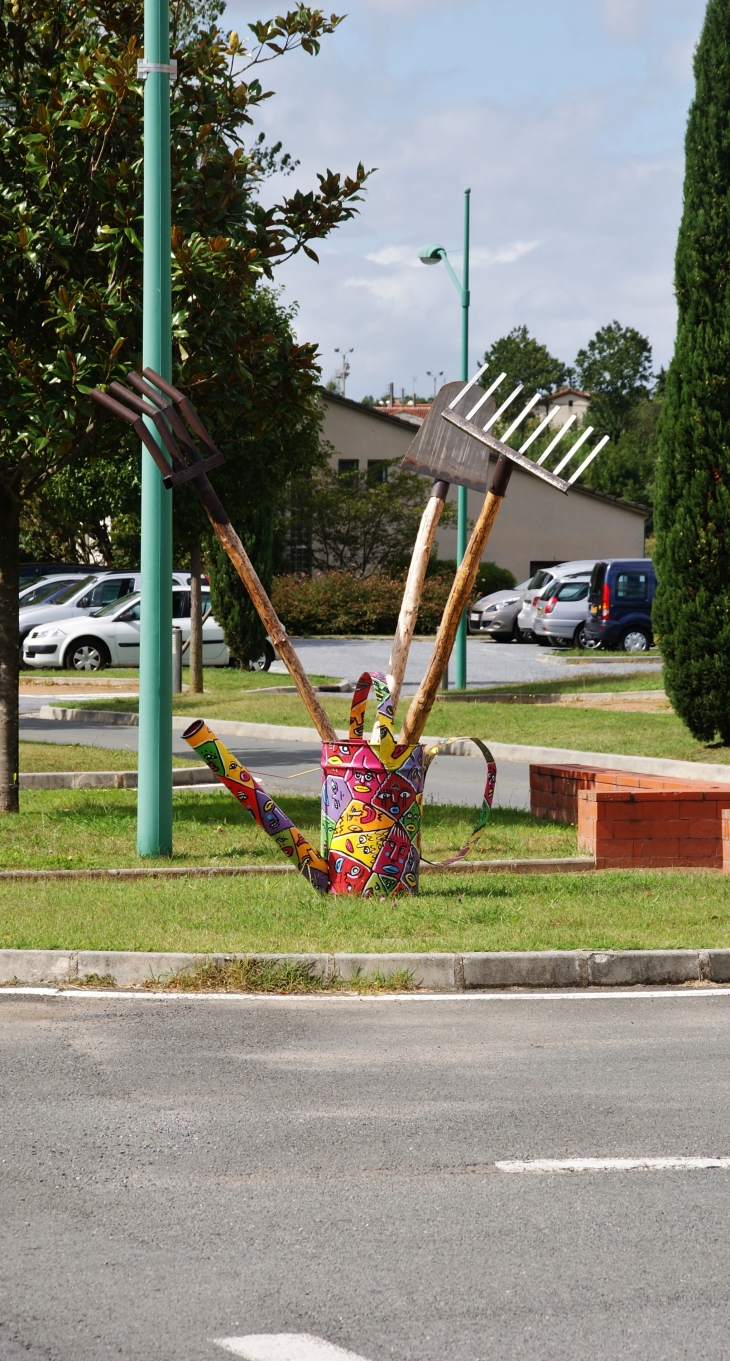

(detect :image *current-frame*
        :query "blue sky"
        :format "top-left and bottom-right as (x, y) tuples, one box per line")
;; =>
(223, 0), (707, 399)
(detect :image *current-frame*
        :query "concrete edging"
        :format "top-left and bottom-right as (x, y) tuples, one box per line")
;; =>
(1, 948), (729, 990)
(0, 857), (595, 882)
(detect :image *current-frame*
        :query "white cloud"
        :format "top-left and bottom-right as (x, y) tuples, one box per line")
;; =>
(365, 245), (416, 266)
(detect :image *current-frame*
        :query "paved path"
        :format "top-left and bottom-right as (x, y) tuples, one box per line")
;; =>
(274, 637), (662, 689)
(2, 991), (730, 1361)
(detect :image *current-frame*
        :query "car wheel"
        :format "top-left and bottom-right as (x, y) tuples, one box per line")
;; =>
(511, 619), (524, 643)
(65, 638), (111, 671)
(620, 628), (651, 653)
(575, 624), (600, 650)
(245, 639), (275, 672)
(536, 636), (552, 647)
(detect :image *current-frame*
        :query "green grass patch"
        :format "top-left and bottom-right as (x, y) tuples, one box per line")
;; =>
(0, 789), (577, 870)
(19, 741), (193, 772)
(1, 864), (730, 954)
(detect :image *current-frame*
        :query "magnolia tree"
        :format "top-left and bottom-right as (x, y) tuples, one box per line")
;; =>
(0, 0), (369, 810)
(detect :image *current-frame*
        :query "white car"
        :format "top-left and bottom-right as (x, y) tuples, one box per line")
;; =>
(19, 570), (190, 661)
(533, 576), (593, 648)
(516, 560), (597, 642)
(23, 587), (229, 670)
(19, 575), (85, 609)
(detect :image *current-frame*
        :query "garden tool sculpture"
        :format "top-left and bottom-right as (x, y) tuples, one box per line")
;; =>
(90, 369), (337, 742)
(183, 672), (496, 897)
(397, 369), (609, 745)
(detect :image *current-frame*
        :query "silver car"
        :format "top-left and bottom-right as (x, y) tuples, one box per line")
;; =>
(468, 581), (530, 641)
(517, 560), (597, 641)
(533, 576), (593, 648)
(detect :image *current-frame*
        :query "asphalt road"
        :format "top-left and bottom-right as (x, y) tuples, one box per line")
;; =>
(18, 710), (531, 810)
(2, 991), (730, 1361)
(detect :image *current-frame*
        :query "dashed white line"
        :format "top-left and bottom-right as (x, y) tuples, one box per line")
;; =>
(3, 987), (730, 1002)
(215, 1335), (371, 1361)
(495, 1157), (730, 1174)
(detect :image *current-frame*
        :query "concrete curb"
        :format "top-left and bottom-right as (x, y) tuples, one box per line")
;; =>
(2, 948), (730, 990)
(34, 708), (730, 781)
(19, 766), (218, 791)
(0, 857), (595, 882)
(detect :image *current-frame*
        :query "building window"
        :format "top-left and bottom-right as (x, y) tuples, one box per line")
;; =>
(367, 460), (387, 484)
(568, 399), (574, 407)
(338, 459), (359, 475)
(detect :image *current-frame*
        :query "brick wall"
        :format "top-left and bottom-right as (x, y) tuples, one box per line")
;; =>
(578, 788), (729, 869)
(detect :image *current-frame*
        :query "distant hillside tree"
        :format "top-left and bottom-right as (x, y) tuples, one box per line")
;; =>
(479, 326), (572, 404)
(575, 321), (653, 444)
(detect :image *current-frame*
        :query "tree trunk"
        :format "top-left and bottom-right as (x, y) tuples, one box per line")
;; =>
(189, 539), (204, 694)
(0, 498), (19, 812)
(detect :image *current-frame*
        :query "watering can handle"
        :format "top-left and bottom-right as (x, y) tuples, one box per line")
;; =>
(420, 737), (497, 867)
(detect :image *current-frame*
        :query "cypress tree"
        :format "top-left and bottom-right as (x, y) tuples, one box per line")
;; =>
(654, 0), (730, 744)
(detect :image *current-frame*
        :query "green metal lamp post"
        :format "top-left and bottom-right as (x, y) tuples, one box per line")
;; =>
(137, 0), (174, 855)
(418, 186), (471, 690)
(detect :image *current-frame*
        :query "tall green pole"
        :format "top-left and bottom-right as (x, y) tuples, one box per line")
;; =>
(137, 0), (173, 856)
(454, 187), (470, 690)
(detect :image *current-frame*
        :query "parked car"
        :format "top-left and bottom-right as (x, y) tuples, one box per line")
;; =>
(516, 560), (597, 641)
(585, 558), (657, 651)
(18, 570), (190, 662)
(468, 581), (530, 641)
(533, 576), (593, 648)
(23, 588), (229, 670)
(19, 575), (82, 609)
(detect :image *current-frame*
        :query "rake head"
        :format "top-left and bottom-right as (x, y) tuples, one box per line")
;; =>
(90, 369), (226, 489)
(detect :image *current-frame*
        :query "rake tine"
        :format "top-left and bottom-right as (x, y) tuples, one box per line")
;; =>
(127, 372), (205, 463)
(483, 384), (523, 432)
(519, 406), (560, 454)
(568, 435), (610, 485)
(502, 392), (542, 443)
(91, 389), (177, 484)
(466, 372), (505, 421)
(108, 383), (186, 471)
(553, 425), (594, 476)
(536, 415), (576, 464)
(142, 368), (221, 459)
(447, 360), (490, 409)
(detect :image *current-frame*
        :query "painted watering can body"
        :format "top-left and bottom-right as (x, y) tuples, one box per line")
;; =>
(182, 671), (495, 896)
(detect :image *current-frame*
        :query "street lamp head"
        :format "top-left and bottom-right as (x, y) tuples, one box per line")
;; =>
(419, 244), (446, 265)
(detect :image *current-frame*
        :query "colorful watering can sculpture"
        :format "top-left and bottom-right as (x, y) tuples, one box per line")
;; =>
(183, 671), (496, 897)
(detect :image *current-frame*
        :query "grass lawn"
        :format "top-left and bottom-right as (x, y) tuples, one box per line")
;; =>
(0, 789), (577, 870)
(19, 741), (193, 772)
(2, 861), (730, 954)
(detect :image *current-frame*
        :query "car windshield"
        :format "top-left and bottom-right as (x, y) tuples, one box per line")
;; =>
(92, 593), (140, 618)
(19, 579), (76, 607)
(45, 575), (97, 604)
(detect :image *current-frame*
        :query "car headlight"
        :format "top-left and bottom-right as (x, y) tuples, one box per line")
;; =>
(482, 603), (500, 614)
(30, 627), (66, 640)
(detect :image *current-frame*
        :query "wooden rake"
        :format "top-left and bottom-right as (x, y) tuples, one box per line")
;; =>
(91, 369), (337, 742)
(395, 370), (609, 745)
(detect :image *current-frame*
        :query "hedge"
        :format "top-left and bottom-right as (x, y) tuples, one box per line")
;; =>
(271, 563), (516, 636)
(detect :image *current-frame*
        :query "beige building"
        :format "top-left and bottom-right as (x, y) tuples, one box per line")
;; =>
(536, 386), (591, 428)
(320, 390), (647, 582)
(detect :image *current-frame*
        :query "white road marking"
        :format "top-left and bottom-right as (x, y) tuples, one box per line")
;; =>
(3, 987), (730, 1002)
(496, 1157), (730, 1174)
(215, 1335), (371, 1361)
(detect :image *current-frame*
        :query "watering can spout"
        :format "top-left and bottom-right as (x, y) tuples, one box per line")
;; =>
(182, 719), (330, 892)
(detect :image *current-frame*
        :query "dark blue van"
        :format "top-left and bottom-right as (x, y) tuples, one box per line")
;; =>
(585, 559), (657, 651)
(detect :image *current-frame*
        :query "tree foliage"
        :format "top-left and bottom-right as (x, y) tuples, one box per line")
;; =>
(479, 325), (572, 404)
(0, 0), (370, 803)
(653, 0), (730, 745)
(575, 321), (653, 444)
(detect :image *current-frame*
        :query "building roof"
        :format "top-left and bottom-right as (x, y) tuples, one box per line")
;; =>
(318, 387), (421, 430)
(550, 387), (590, 401)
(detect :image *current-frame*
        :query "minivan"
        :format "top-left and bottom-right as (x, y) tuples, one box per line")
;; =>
(585, 559), (657, 651)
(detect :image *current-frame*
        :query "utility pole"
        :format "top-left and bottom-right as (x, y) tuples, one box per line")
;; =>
(137, 0), (174, 856)
(334, 346), (353, 398)
(455, 187), (470, 690)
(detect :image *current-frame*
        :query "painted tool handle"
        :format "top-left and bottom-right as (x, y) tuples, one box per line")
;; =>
(400, 455), (512, 745)
(192, 472), (337, 742)
(386, 480), (449, 712)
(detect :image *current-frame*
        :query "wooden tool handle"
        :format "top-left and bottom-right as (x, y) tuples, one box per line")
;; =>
(194, 474), (337, 742)
(400, 455), (512, 745)
(386, 480), (449, 711)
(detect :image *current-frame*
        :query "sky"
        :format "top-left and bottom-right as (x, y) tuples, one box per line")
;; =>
(222, 0), (707, 401)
